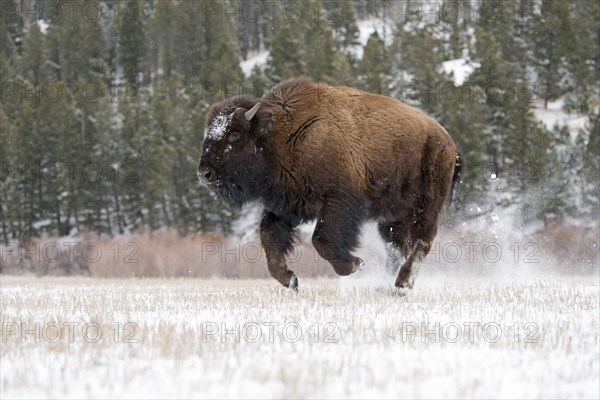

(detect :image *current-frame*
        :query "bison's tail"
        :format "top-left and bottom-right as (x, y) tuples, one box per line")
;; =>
(448, 150), (463, 206)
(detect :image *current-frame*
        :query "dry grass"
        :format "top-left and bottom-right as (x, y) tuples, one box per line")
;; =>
(532, 222), (600, 273)
(1, 276), (598, 398)
(2, 222), (598, 279)
(0, 229), (336, 279)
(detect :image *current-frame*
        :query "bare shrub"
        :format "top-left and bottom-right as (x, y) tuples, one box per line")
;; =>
(86, 229), (335, 279)
(2, 222), (597, 278)
(533, 223), (599, 274)
(0, 234), (92, 276)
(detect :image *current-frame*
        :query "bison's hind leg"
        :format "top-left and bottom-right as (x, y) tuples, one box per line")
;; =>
(394, 216), (438, 289)
(378, 219), (435, 290)
(395, 239), (431, 289)
(393, 138), (454, 290)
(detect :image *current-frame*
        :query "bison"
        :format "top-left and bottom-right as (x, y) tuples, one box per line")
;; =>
(197, 77), (462, 292)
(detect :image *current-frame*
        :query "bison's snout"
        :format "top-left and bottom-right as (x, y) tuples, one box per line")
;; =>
(197, 165), (216, 186)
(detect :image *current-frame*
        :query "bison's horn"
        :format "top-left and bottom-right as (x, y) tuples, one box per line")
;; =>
(244, 102), (260, 121)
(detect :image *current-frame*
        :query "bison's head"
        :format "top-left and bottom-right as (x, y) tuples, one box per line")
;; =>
(197, 97), (271, 208)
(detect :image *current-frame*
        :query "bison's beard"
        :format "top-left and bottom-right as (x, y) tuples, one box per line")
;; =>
(211, 179), (246, 209)
(210, 169), (269, 209)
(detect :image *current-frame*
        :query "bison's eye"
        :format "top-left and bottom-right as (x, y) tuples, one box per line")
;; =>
(227, 132), (241, 143)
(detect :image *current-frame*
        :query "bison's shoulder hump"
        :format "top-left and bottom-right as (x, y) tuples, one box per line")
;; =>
(267, 77), (314, 97)
(262, 77), (318, 110)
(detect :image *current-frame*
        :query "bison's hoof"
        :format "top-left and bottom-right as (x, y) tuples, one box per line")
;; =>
(352, 257), (364, 273)
(288, 275), (299, 292)
(395, 278), (414, 291)
(393, 287), (410, 297)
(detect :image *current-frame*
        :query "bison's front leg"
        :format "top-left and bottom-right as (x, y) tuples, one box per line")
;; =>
(259, 212), (299, 290)
(312, 198), (367, 276)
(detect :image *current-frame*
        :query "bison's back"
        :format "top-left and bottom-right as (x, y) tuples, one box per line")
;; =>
(262, 78), (456, 218)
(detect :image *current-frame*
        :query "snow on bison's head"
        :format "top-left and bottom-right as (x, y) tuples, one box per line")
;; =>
(197, 97), (271, 208)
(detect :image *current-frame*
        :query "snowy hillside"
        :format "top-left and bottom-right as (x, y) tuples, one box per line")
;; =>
(239, 20), (588, 140)
(440, 58), (480, 85)
(533, 99), (590, 138)
(240, 18), (392, 75)
(240, 50), (270, 76)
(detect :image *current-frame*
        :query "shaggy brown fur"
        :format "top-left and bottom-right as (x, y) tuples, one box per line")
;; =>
(197, 77), (461, 291)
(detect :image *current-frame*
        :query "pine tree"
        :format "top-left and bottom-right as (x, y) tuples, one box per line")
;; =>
(44, 5), (108, 83)
(114, 89), (151, 232)
(171, 1), (206, 83)
(529, 124), (570, 225)
(303, 18), (339, 83)
(149, 1), (176, 79)
(581, 113), (600, 218)
(1, 0), (23, 56)
(324, 0), (360, 50)
(245, 65), (271, 98)
(564, 1), (600, 115)
(207, 29), (245, 103)
(353, 0), (382, 19)
(235, 0), (267, 57)
(437, 85), (489, 207)
(265, 23), (304, 81)
(82, 18), (108, 81)
(5, 82), (41, 242)
(1, 63), (22, 241)
(257, 0), (285, 51)
(0, 108), (9, 243)
(470, 26), (513, 169)
(45, 13), (81, 81)
(439, 0), (469, 59)
(3, 0), (596, 242)
(105, 17), (119, 83)
(20, 23), (47, 85)
(471, 18), (556, 222)
(70, 76), (112, 233)
(391, 24), (445, 113)
(0, 12), (17, 80)
(531, 0), (573, 108)
(477, 0), (519, 63)
(359, 32), (389, 94)
(146, 74), (236, 233)
(329, 53), (360, 88)
(86, 82), (121, 234)
(119, 0), (147, 84)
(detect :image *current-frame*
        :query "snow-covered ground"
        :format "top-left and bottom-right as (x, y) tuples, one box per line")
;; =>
(240, 51), (270, 76)
(356, 18), (393, 46)
(440, 58), (480, 86)
(349, 18), (395, 59)
(1, 276), (598, 398)
(532, 98), (589, 138)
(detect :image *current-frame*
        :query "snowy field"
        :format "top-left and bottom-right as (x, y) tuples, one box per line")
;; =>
(1, 276), (598, 399)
